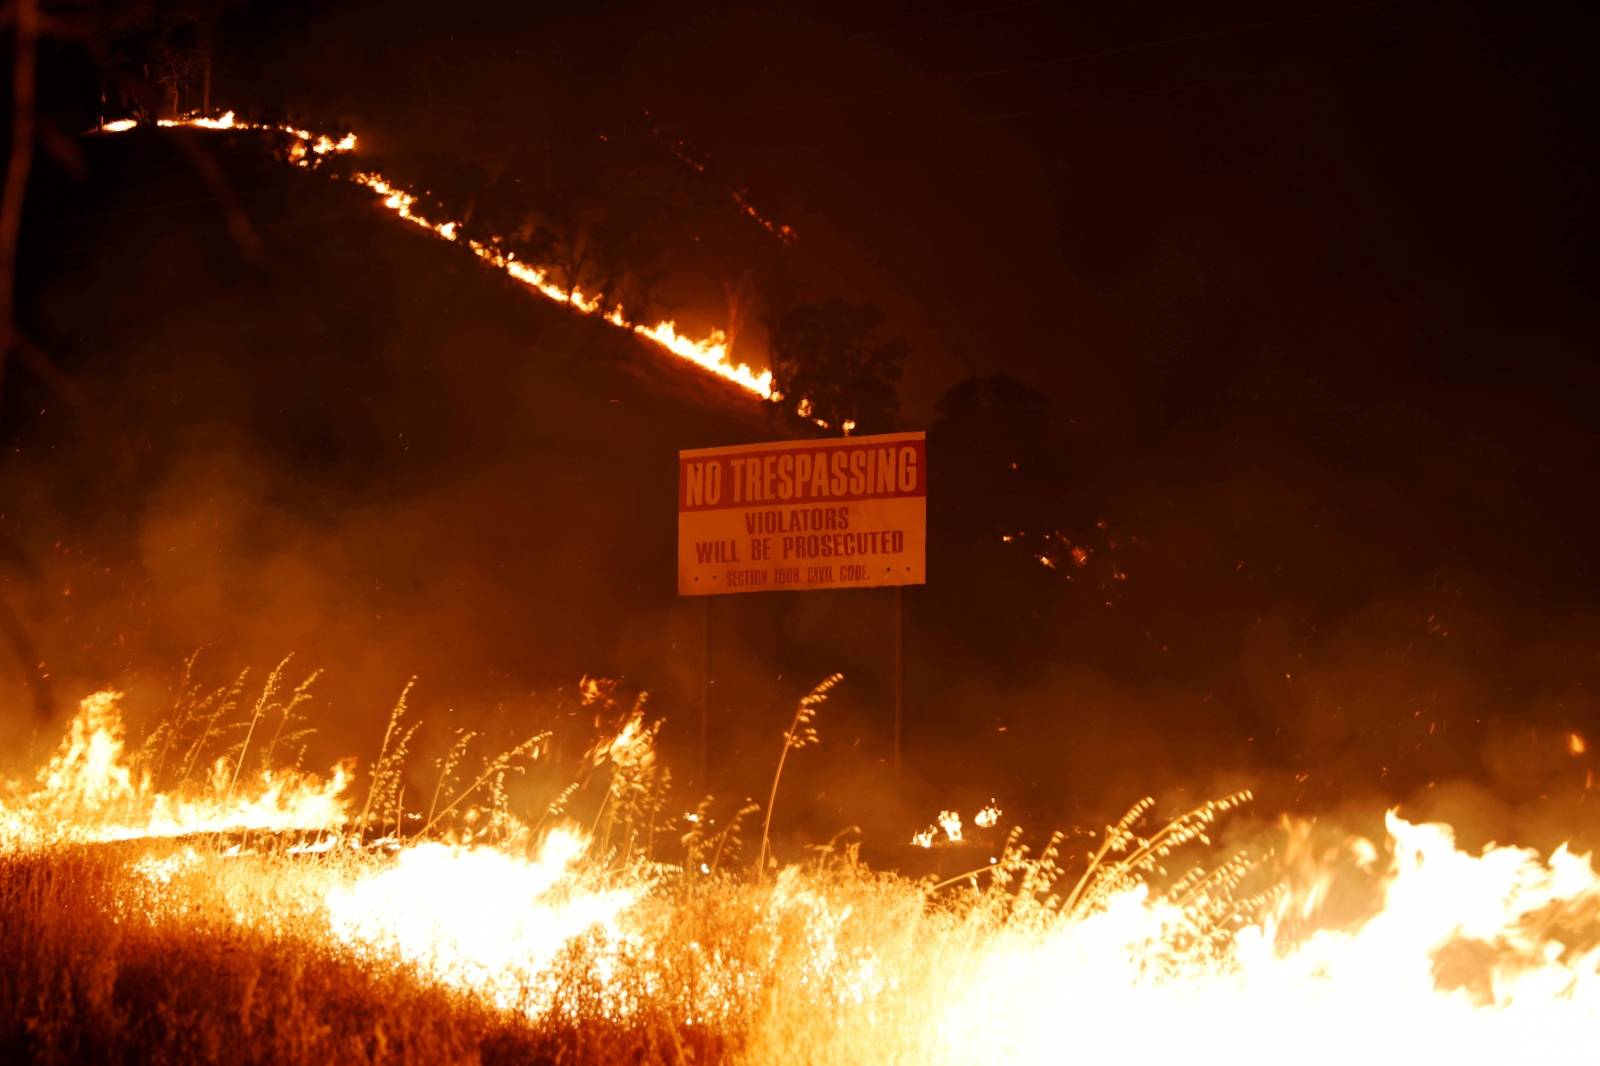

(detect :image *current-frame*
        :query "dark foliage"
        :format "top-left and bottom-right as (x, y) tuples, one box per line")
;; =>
(768, 299), (906, 434)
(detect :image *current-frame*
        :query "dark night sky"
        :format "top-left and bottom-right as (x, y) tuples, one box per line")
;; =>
(211, 0), (1599, 587)
(219, 0), (1596, 409)
(5, 0), (1599, 844)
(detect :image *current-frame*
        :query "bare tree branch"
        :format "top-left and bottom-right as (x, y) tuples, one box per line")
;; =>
(0, 0), (40, 419)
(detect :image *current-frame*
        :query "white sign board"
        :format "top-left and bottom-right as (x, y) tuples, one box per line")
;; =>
(678, 431), (927, 596)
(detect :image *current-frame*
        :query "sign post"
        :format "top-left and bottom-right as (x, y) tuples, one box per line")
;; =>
(678, 431), (928, 782)
(893, 584), (904, 787)
(699, 595), (711, 788)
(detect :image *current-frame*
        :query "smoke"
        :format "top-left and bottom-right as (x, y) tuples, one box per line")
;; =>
(5, 99), (1598, 863)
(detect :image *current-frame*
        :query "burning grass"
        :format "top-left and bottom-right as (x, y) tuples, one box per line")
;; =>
(94, 113), (780, 404)
(3, 669), (1600, 1064)
(0, 842), (576, 1064)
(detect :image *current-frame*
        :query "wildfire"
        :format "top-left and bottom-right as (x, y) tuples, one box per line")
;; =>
(96, 113), (778, 401)
(935, 813), (1600, 1065)
(1, 689), (350, 847)
(325, 828), (644, 1019)
(939, 809), (963, 843)
(6, 681), (1600, 1062)
(910, 803), (1001, 847)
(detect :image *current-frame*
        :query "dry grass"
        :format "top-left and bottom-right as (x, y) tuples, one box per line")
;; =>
(0, 826), (1254, 1064)
(0, 840), (736, 1065)
(0, 670), (1266, 1065)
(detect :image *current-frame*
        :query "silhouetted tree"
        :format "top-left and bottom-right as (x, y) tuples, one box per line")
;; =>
(712, 247), (783, 366)
(695, 195), (791, 363)
(110, 2), (231, 118)
(768, 299), (906, 434)
(587, 190), (670, 318)
(476, 136), (678, 320)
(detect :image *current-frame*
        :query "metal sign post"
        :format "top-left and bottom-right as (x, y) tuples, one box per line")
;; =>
(699, 596), (711, 787)
(893, 584), (904, 789)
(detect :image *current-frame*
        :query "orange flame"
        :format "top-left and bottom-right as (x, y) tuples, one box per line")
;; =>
(98, 113), (779, 401)
(1, 689), (350, 846)
(8, 684), (1600, 1057)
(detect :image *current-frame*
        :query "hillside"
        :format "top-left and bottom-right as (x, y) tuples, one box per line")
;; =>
(6, 130), (849, 795)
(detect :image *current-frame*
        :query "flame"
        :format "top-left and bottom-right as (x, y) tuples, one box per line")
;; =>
(9, 684), (1600, 1058)
(912, 803), (1004, 847)
(96, 113), (778, 401)
(939, 809), (964, 844)
(730, 189), (797, 245)
(1, 689), (350, 847)
(317, 806), (1600, 1059)
(158, 110), (239, 130)
(923, 812), (1600, 1065)
(1571, 732), (1587, 756)
(326, 827), (643, 1018)
(663, 133), (797, 245)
